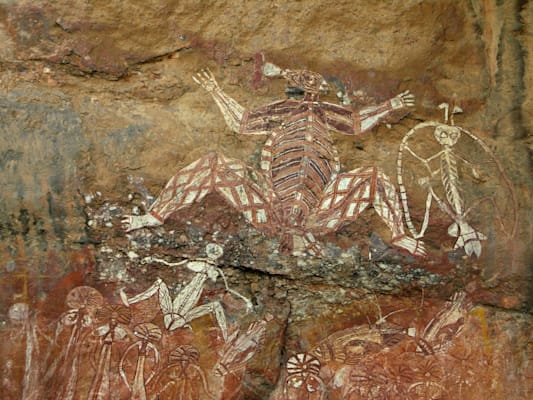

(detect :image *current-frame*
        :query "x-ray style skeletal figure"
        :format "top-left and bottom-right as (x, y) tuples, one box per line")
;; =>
(120, 243), (252, 342)
(122, 63), (425, 257)
(397, 104), (517, 257)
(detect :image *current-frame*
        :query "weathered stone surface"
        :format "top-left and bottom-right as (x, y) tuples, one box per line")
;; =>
(0, 0), (531, 398)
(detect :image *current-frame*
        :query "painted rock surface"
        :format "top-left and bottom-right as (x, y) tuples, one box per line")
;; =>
(0, 1), (531, 398)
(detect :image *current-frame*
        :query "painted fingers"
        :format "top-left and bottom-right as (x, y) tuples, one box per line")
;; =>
(121, 214), (162, 232)
(391, 90), (415, 110)
(193, 68), (219, 92)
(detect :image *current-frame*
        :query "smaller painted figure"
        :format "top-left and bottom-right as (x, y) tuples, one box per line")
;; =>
(123, 63), (425, 257)
(120, 244), (251, 342)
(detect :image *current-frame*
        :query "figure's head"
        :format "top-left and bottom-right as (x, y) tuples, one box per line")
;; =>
(206, 243), (224, 260)
(133, 322), (162, 342)
(263, 62), (330, 94)
(169, 345), (200, 367)
(434, 125), (461, 147)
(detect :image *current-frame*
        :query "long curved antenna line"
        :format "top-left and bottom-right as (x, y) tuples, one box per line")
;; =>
(397, 121), (440, 237)
(457, 127), (518, 239)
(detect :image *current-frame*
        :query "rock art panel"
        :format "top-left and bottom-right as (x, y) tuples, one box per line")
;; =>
(0, 3), (531, 399)
(123, 64), (425, 258)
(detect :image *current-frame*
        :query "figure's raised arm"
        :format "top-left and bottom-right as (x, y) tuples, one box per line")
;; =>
(358, 90), (415, 132)
(325, 90), (415, 136)
(193, 69), (246, 133)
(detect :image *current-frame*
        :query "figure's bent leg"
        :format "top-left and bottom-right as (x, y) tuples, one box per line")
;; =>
(123, 152), (279, 233)
(119, 278), (164, 306)
(308, 167), (425, 256)
(185, 302), (228, 342)
(372, 168), (426, 256)
(122, 154), (219, 231)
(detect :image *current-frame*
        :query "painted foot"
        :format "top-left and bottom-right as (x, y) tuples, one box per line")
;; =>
(449, 222), (486, 258)
(121, 213), (162, 232)
(391, 235), (426, 257)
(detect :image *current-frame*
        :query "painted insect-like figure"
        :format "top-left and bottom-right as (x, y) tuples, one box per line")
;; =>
(122, 63), (425, 257)
(397, 104), (517, 257)
(120, 243), (252, 342)
(210, 316), (271, 400)
(311, 292), (469, 367)
(414, 291), (471, 355)
(153, 345), (215, 400)
(283, 353), (327, 400)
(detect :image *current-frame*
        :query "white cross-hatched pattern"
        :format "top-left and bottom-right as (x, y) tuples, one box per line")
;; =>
(122, 64), (426, 257)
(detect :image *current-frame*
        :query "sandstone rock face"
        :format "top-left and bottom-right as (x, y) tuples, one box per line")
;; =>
(0, 1), (531, 399)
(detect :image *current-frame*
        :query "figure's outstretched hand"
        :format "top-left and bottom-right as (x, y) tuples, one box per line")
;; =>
(193, 68), (219, 93)
(121, 214), (162, 232)
(391, 90), (415, 110)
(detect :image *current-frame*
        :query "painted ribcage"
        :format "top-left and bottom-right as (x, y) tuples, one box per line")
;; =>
(267, 104), (337, 226)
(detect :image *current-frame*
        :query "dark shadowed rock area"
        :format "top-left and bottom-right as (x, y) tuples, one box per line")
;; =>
(0, 1), (531, 399)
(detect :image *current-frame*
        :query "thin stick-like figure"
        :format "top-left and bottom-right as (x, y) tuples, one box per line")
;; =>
(120, 243), (252, 342)
(397, 104), (517, 257)
(45, 286), (104, 400)
(153, 345), (215, 400)
(6, 303), (42, 400)
(87, 305), (132, 400)
(119, 323), (161, 400)
(122, 63), (425, 257)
